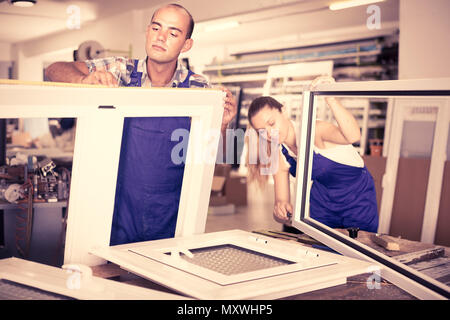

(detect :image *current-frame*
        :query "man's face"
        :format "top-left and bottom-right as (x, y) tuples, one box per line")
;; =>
(146, 6), (193, 64)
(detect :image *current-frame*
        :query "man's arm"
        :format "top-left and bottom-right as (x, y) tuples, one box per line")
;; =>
(45, 61), (118, 87)
(45, 61), (89, 83)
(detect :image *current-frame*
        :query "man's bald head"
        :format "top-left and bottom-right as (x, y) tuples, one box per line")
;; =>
(152, 3), (194, 39)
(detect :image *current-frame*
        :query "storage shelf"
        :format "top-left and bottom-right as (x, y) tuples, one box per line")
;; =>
(208, 36), (397, 157)
(204, 47), (381, 74)
(209, 73), (267, 84)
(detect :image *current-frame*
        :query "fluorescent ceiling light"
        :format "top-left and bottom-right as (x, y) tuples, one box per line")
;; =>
(12, 0), (36, 7)
(204, 21), (240, 32)
(329, 0), (384, 11)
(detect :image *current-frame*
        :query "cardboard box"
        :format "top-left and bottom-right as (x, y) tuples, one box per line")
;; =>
(209, 167), (227, 207)
(213, 164), (231, 179)
(211, 175), (226, 193)
(209, 175), (228, 207)
(209, 164), (247, 208)
(225, 175), (247, 206)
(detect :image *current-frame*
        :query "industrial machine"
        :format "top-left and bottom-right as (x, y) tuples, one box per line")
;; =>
(0, 156), (70, 204)
(0, 155), (71, 260)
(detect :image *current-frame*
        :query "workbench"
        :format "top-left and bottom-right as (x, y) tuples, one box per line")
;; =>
(88, 229), (449, 300)
(280, 230), (449, 299)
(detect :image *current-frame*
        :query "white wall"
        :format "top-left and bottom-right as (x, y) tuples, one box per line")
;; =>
(11, 47), (43, 81)
(399, 0), (450, 79)
(11, 10), (144, 81)
(0, 42), (11, 61)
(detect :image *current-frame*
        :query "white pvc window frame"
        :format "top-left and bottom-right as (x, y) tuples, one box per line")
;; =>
(91, 229), (372, 299)
(124, 231), (338, 286)
(378, 98), (449, 243)
(292, 78), (450, 300)
(0, 80), (225, 267)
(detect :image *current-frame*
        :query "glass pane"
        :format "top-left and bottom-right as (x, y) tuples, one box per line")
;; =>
(434, 125), (450, 247)
(400, 121), (435, 158)
(110, 116), (192, 246)
(301, 94), (450, 294)
(1, 117), (75, 267)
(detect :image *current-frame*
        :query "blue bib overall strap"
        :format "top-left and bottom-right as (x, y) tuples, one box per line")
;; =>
(281, 144), (297, 177)
(110, 61), (195, 246)
(126, 59), (194, 88)
(127, 59), (142, 87)
(177, 69), (195, 88)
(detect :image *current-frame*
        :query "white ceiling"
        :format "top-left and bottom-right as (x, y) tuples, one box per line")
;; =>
(0, 0), (311, 44)
(0, 0), (167, 43)
(191, 0), (399, 58)
(0, 0), (399, 46)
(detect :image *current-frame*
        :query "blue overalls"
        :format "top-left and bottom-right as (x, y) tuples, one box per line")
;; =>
(110, 60), (196, 245)
(281, 144), (379, 232)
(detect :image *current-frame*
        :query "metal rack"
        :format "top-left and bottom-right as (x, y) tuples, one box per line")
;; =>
(204, 36), (397, 158)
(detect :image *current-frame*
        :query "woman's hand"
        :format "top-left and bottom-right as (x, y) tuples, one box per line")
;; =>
(309, 75), (335, 91)
(309, 76), (339, 107)
(310, 75), (361, 145)
(273, 201), (293, 222)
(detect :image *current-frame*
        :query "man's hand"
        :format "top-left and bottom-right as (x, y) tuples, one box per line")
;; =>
(80, 70), (118, 87)
(218, 86), (237, 131)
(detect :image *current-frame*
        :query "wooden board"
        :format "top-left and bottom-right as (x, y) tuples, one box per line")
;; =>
(394, 247), (445, 265)
(335, 229), (437, 258)
(370, 234), (402, 251)
(252, 230), (323, 246)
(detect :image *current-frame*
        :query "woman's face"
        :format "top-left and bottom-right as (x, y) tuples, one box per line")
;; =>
(250, 105), (290, 144)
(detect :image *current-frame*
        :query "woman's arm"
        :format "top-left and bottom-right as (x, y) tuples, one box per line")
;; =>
(310, 76), (361, 146)
(324, 97), (361, 144)
(273, 151), (293, 222)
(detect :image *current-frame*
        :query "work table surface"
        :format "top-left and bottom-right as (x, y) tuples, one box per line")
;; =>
(91, 229), (449, 300)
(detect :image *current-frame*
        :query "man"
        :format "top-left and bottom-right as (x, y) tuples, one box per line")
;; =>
(45, 3), (237, 245)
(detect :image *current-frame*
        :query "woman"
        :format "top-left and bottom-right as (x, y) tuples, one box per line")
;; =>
(246, 76), (378, 232)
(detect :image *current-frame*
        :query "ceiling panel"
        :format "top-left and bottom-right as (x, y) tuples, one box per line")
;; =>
(0, 0), (312, 44)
